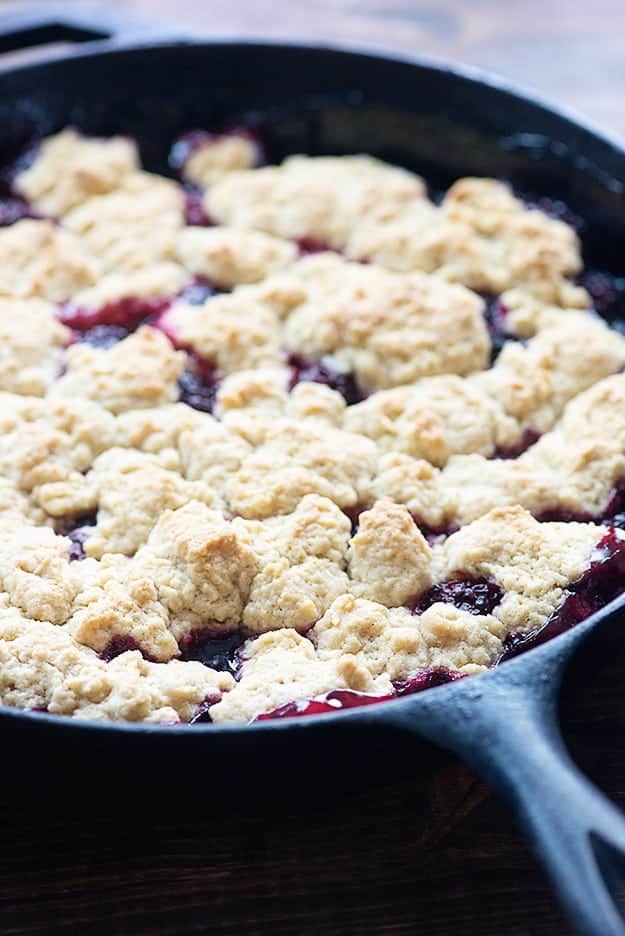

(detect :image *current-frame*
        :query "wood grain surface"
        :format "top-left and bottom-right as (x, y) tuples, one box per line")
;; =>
(1, 2), (625, 935)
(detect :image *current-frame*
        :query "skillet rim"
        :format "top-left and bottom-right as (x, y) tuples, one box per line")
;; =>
(0, 36), (625, 736)
(1, 590), (624, 737)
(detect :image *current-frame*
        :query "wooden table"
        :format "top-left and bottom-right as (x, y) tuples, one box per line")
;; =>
(2, 2), (625, 934)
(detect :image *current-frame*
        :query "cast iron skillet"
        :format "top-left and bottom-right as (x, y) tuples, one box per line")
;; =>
(2, 8), (625, 934)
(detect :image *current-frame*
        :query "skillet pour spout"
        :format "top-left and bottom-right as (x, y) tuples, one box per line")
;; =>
(386, 613), (625, 936)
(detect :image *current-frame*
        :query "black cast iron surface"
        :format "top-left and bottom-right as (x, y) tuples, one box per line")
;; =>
(1, 23), (625, 935)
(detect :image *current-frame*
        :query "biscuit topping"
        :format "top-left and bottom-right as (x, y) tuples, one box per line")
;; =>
(1, 128), (624, 725)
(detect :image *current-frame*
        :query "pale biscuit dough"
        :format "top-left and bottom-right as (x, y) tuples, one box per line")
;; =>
(0, 298), (70, 396)
(177, 226), (297, 288)
(230, 496), (352, 633)
(70, 262), (188, 311)
(49, 327), (185, 414)
(15, 128), (139, 215)
(0, 608), (232, 722)
(432, 506), (604, 633)
(67, 554), (179, 662)
(344, 375), (518, 466)
(345, 314), (625, 463)
(0, 478), (44, 534)
(282, 253), (490, 391)
(84, 448), (220, 558)
(0, 220), (99, 301)
(0, 526), (76, 625)
(208, 162), (581, 300)
(182, 132), (262, 188)
(0, 396), (116, 515)
(225, 419), (379, 518)
(314, 594), (507, 680)
(160, 291), (283, 374)
(2, 130), (624, 726)
(371, 374), (625, 528)
(134, 502), (257, 640)
(347, 499), (432, 606)
(209, 629), (391, 723)
(206, 154), (427, 248)
(63, 172), (185, 272)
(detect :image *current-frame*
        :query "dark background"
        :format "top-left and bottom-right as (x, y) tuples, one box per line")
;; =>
(1, 1), (625, 933)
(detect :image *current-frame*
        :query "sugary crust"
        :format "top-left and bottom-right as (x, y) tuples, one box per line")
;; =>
(344, 376), (517, 466)
(0, 526), (76, 624)
(177, 226), (297, 288)
(314, 594), (507, 681)
(224, 419), (379, 518)
(208, 165), (581, 300)
(372, 374), (625, 527)
(206, 155), (427, 248)
(0, 395), (116, 513)
(2, 131), (625, 725)
(14, 128), (139, 215)
(209, 629), (391, 723)
(164, 250), (491, 392)
(432, 506), (604, 633)
(0, 609), (232, 723)
(182, 133), (262, 187)
(345, 315), (625, 463)
(160, 291), (283, 374)
(347, 499), (432, 606)
(71, 262), (188, 311)
(0, 220), (99, 301)
(0, 478), (44, 533)
(134, 502), (258, 640)
(62, 172), (185, 272)
(0, 298), (70, 396)
(49, 327), (185, 414)
(281, 254), (490, 391)
(83, 448), (220, 558)
(67, 555), (178, 661)
(470, 314), (625, 433)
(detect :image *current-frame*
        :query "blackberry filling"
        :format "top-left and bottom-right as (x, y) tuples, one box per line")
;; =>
(537, 507), (594, 524)
(55, 512), (97, 562)
(60, 295), (172, 333)
(411, 515), (458, 545)
(495, 428), (542, 459)
(189, 700), (214, 725)
(579, 270), (625, 331)
(178, 357), (220, 413)
(100, 635), (143, 662)
(394, 668), (465, 695)
(499, 528), (625, 661)
(601, 486), (625, 529)
(342, 504), (366, 535)
(480, 293), (515, 362)
(296, 237), (334, 256)
(77, 324), (130, 349)
(0, 192), (40, 226)
(178, 277), (216, 306)
(537, 482), (625, 526)
(184, 188), (214, 227)
(286, 352), (365, 405)
(178, 631), (243, 675)
(410, 578), (504, 616)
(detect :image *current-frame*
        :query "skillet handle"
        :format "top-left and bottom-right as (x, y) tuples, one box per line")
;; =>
(391, 657), (625, 936)
(0, 3), (171, 57)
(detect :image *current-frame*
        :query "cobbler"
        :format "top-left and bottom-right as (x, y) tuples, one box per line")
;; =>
(1, 126), (624, 726)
